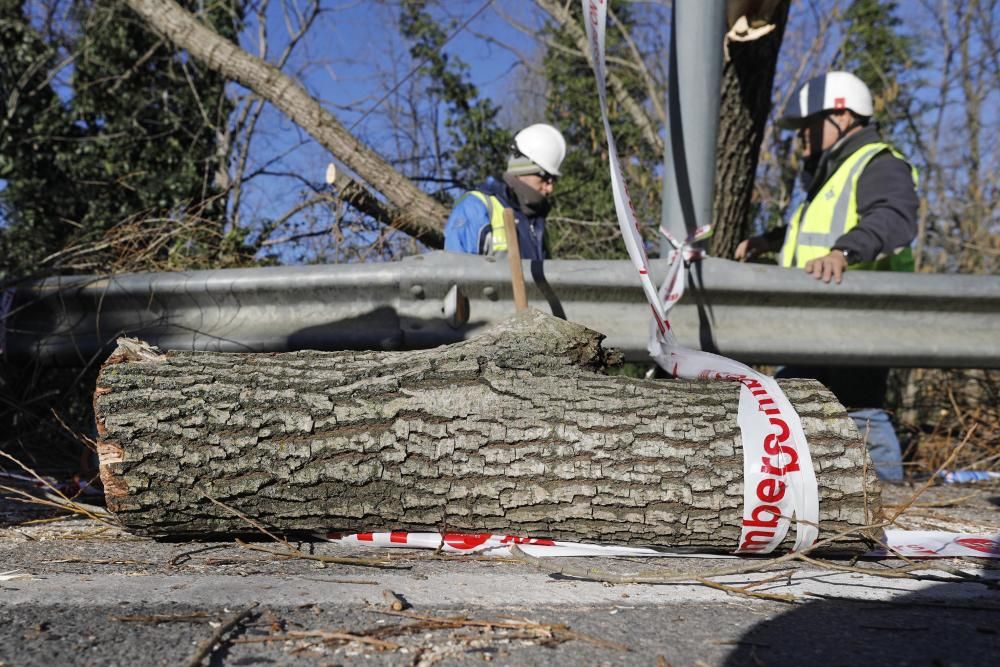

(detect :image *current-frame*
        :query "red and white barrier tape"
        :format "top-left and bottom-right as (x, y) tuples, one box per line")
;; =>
(320, 530), (1000, 560)
(321, 531), (676, 558)
(582, 0), (817, 553)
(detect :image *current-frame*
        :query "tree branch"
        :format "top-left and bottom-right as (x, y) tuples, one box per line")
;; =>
(533, 0), (663, 153)
(123, 0), (447, 247)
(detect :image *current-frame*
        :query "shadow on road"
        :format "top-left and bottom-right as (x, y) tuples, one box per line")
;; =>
(722, 582), (1000, 666)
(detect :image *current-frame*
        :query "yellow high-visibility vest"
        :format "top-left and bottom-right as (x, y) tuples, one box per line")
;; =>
(460, 191), (508, 254)
(780, 142), (918, 272)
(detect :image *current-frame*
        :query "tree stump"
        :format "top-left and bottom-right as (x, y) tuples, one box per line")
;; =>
(95, 309), (883, 553)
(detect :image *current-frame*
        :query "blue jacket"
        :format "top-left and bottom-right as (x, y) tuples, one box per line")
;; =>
(444, 176), (547, 260)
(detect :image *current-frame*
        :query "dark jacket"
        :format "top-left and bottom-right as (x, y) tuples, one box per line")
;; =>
(762, 125), (919, 263)
(443, 176), (547, 260)
(771, 126), (918, 411)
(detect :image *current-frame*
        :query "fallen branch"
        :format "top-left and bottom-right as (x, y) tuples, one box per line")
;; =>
(185, 602), (258, 667)
(123, 0), (447, 245)
(375, 609), (630, 652)
(694, 576), (797, 604)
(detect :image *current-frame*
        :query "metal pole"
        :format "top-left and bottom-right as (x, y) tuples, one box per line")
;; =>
(660, 0), (726, 253)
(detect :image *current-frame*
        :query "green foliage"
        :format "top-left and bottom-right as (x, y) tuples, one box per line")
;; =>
(836, 0), (920, 138)
(0, 0), (85, 276)
(540, 4), (660, 259)
(398, 0), (511, 192)
(0, 0), (245, 279)
(71, 1), (230, 223)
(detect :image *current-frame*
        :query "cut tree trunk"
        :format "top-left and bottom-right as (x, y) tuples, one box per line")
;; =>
(711, 0), (791, 260)
(95, 310), (882, 553)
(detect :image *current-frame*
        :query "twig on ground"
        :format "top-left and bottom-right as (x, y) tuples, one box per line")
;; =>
(792, 553), (997, 588)
(236, 629), (401, 651)
(375, 609), (630, 651)
(54, 526), (116, 540)
(236, 608), (628, 657)
(0, 451), (115, 526)
(168, 544), (232, 568)
(693, 577), (797, 603)
(185, 602), (258, 667)
(286, 630), (401, 651)
(0, 484), (113, 525)
(383, 589), (409, 611)
(199, 491), (286, 544)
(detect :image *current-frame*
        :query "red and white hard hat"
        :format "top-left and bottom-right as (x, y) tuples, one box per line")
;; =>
(509, 123), (567, 177)
(778, 71), (874, 128)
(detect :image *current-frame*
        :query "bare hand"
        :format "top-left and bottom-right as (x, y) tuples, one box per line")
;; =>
(735, 236), (769, 262)
(804, 250), (848, 284)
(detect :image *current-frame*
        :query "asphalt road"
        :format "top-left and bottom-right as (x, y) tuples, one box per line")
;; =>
(2, 484), (998, 666)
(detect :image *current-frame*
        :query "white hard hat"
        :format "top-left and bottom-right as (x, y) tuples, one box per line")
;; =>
(778, 71), (874, 128)
(509, 123), (567, 177)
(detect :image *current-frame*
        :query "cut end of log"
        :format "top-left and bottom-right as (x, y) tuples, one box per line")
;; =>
(97, 440), (128, 503)
(97, 439), (124, 466)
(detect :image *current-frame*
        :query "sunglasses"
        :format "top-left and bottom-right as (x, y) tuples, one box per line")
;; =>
(537, 172), (558, 185)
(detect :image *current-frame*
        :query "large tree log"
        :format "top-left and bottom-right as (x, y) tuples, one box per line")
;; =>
(95, 310), (882, 553)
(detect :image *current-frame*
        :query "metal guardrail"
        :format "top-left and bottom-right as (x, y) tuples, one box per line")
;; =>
(5, 251), (999, 368)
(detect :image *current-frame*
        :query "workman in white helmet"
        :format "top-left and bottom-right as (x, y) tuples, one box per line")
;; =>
(735, 71), (918, 278)
(444, 123), (567, 259)
(736, 71), (919, 483)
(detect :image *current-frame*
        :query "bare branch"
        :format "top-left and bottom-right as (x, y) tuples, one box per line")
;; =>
(533, 0), (663, 153)
(124, 0), (447, 246)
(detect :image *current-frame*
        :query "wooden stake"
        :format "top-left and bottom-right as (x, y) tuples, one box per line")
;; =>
(502, 208), (528, 311)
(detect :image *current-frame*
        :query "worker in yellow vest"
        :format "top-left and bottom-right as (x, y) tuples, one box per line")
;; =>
(736, 71), (918, 282)
(444, 123), (566, 260)
(735, 71), (919, 482)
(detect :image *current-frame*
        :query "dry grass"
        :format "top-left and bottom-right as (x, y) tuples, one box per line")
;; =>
(892, 368), (1000, 476)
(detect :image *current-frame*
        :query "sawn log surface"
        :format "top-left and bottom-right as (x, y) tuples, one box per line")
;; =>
(95, 310), (882, 552)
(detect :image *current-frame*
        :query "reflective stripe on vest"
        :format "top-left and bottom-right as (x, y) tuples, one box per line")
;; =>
(780, 142), (918, 272)
(461, 191), (508, 254)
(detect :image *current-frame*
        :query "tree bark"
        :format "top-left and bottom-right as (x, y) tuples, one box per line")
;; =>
(123, 0), (447, 247)
(711, 1), (791, 259)
(95, 310), (882, 553)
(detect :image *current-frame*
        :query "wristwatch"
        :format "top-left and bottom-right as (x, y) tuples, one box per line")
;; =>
(832, 247), (854, 265)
